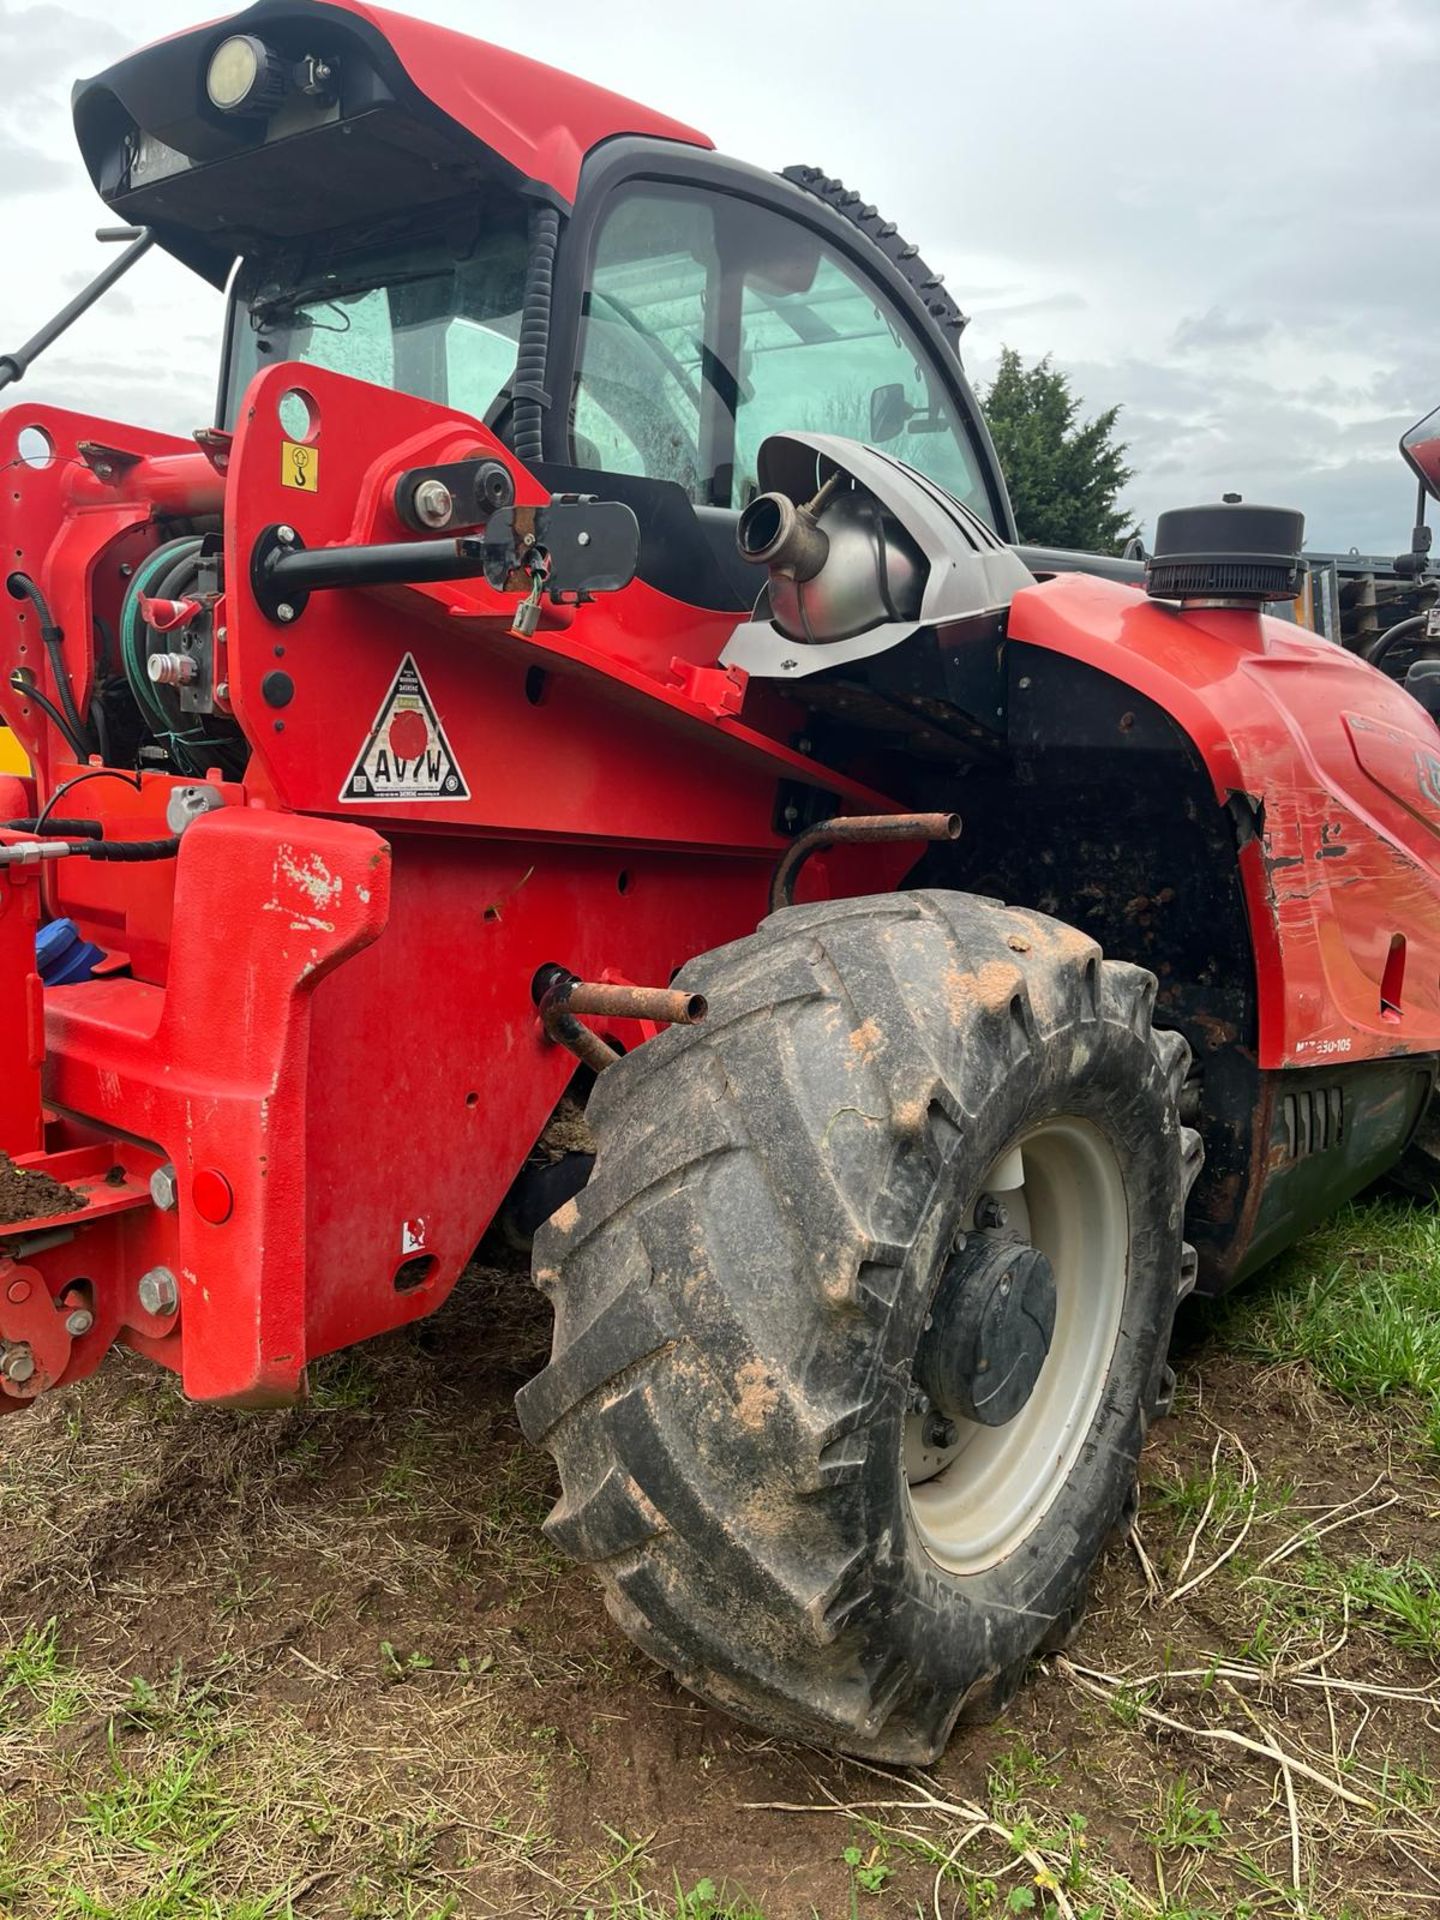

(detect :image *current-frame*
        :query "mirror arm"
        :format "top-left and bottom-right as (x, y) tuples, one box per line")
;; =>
(1396, 478), (1434, 581)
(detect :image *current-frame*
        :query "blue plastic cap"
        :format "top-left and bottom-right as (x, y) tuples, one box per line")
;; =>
(35, 918), (104, 987)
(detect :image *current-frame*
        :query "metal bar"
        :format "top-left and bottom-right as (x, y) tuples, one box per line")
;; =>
(0, 229), (154, 392)
(769, 811), (961, 916)
(537, 982), (622, 1075)
(566, 982), (707, 1026)
(263, 536), (491, 596)
(536, 973), (708, 1073)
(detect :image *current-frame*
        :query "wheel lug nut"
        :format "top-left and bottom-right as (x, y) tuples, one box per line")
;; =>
(922, 1411), (958, 1451)
(975, 1193), (1009, 1231)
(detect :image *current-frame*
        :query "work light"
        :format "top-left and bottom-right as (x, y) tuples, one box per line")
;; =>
(206, 34), (288, 115)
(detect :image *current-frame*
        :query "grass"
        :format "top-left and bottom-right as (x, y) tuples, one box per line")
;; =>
(1214, 1196), (1440, 1450)
(0, 1616), (87, 1729)
(1, 1223), (1439, 1918)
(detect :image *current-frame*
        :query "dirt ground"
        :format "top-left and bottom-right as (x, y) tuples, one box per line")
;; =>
(1, 1232), (1438, 1919)
(0, 1153), (85, 1227)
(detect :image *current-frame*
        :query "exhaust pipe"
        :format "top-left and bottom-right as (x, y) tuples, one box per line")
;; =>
(737, 490), (830, 582)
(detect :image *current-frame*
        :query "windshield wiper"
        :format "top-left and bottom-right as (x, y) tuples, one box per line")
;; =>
(0, 228), (154, 393)
(251, 265), (446, 329)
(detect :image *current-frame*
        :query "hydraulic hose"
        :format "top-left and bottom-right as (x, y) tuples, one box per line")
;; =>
(6, 573), (93, 755)
(1366, 613), (1431, 671)
(6, 669), (89, 761)
(511, 203), (561, 466)
(1, 817), (103, 837)
(118, 536), (230, 776)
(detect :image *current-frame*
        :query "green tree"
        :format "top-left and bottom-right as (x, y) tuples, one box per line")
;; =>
(981, 347), (1136, 552)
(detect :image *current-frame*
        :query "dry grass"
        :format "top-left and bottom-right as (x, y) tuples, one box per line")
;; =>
(1, 1215), (1438, 1918)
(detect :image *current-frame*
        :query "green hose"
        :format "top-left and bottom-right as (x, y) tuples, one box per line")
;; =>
(119, 537), (208, 769)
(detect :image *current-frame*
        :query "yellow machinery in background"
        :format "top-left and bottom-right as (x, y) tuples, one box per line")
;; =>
(0, 728), (27, 776)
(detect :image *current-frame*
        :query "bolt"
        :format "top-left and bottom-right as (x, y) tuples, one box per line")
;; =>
(217, 626), (227, 643)
(412, 478), (454, 528)
(149, 1164), (179, 1212)
(906, 1382), (931, 1416)
(974, 1193), (1009, 1232)
(65, 1308), (94, 1337)
(0, 1343), (36, 1385)
(922, 1411), (958, 1451)
(276, 603), (296, 624)
(780, 657), (798, 672)
(277, 525), (297, 546)
(215, 681), (230, 703)
(577, 530), (592, 547)
(5, 1277), (31, 1304)
(137, 1266), (179, 1319)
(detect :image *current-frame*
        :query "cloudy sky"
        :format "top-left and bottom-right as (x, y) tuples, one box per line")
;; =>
(0, 0), (1434, 551)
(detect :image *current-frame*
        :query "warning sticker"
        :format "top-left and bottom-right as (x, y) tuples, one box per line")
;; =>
(341, 653), (470, 804)
(281, 440), (318, 491)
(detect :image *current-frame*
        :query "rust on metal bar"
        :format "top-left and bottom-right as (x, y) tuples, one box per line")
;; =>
(768, 811), (962, 915)
(536, 972), (707, 1073)
(566, 982), (707, 1026)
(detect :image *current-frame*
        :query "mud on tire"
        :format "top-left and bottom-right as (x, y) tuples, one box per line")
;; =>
(517, 890), (1201, 1761)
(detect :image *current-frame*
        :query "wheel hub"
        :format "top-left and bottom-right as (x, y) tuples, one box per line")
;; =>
(915, 1233), (1057, 1428)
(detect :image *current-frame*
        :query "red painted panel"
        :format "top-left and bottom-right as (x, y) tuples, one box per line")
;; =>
(1010, 572), (1440, 1066)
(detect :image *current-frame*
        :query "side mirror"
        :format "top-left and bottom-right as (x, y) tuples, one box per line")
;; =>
(1401, 404), (1440, 500)
(869, 382), (913, 445)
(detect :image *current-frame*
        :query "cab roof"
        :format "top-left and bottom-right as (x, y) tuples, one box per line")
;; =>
(72, 0), (714, 285)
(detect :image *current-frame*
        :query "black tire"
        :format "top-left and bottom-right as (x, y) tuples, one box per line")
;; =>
(1387, 1096), (1440, 1199)
(517, 891), (1201, 1760)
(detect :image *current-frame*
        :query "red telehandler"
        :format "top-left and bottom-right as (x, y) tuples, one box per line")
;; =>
(3, 1), (1440, 1762)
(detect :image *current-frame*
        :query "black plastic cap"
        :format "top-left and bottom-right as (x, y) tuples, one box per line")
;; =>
(1146, 499), (1305, 605)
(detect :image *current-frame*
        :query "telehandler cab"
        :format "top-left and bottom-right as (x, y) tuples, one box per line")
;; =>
(3, 0), (1440, 1761)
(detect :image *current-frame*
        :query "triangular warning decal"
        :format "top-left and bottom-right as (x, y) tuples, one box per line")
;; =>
(341, 653), (470, 804)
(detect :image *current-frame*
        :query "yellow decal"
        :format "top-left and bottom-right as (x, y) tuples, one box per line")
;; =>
(281, 441), (318, 492)
(0, 727), (29, 775)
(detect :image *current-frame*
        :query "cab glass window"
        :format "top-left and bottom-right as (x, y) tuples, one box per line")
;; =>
(225, 209), (531, 428)
(570, 183), (992, 524)
(571, 192), (716, 496)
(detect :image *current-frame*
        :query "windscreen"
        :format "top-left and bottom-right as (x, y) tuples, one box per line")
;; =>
(224, 206), (531, 431)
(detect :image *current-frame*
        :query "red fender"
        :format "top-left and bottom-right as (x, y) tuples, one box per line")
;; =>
(1008, 571), (1440, 1069)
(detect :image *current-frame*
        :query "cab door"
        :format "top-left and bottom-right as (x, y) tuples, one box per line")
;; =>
(546, 143), (1013, 542)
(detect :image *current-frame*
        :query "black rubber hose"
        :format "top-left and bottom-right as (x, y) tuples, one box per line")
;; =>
(6, 670), (89, 761)
(4, 836), (176, 867)
(1366, 614), (1430, 671)
(32, 765), (142, 835)
(511, 203), (561, 466)
(1, 817), (103, 837)
(7, 573), (93, 754)
(81, 836), (179, 862)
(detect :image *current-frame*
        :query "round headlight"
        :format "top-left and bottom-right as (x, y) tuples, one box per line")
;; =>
(206, 34), (287, 114)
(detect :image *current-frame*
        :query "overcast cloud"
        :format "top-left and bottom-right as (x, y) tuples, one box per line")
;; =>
(0, 0), (1434, 551)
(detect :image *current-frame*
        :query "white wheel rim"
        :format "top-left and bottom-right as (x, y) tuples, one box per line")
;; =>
(905, 1117), (1129, 1576)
